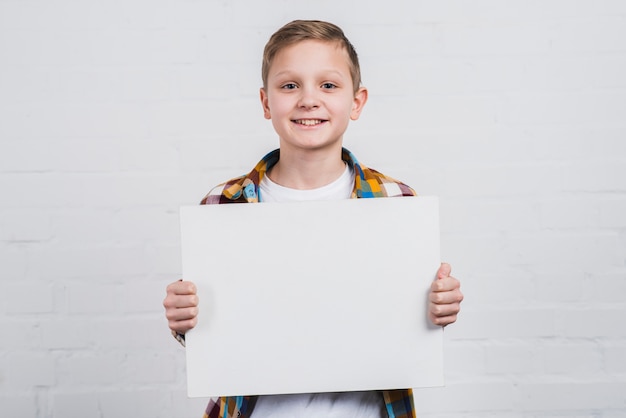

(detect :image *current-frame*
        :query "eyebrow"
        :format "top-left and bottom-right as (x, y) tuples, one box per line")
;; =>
(271, 69), (347, 80)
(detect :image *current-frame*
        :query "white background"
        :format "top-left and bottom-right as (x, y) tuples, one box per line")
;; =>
(1, 1), (625, 417)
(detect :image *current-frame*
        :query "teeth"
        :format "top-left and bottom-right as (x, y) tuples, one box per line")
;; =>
(295, 119), (323, 126)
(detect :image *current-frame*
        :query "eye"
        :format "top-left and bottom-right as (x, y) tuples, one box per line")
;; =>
(281, 83), (297, 90)
(321, 83), (337, 89)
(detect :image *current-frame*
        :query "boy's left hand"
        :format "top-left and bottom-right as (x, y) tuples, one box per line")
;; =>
(428, 263), (463, 327)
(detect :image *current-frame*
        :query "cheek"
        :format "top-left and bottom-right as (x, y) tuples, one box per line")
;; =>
(267, 97), (291, 115)
(337, 100), (357, 118)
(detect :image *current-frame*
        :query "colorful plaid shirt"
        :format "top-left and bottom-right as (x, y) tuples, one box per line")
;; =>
(196, 148), (417, 418)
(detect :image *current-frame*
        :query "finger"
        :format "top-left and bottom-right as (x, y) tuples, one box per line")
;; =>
(163, 294), (199, 310)
(429, 298), (462, 316)
(429, 300), (461, 323)
(429, 287), (464, 305)
(437, 262), (451, 280)
(169, 317), (198, 334)
(428, 311), (459, 327)
(166, 280), (197, 296)
(431, 275), (461, 293)
(165, 306), (199, 322)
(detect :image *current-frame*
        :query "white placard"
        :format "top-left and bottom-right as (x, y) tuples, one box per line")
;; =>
(180, 196), (443, 398)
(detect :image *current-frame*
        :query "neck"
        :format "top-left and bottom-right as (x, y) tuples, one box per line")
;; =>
(268, 145), (346, 190)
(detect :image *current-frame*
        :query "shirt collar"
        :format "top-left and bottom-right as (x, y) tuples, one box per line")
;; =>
(225, 148), (368, 203)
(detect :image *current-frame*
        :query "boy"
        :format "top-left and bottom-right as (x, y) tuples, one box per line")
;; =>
(163, 20), (463, 418)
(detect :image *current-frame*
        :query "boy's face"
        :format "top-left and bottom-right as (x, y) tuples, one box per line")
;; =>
(260, 40), (367, 154)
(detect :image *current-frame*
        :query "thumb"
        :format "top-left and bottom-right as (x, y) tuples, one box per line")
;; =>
(437, 262), (451, 280)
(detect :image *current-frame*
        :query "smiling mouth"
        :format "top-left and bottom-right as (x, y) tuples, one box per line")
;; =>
(292, 119), (327, 126)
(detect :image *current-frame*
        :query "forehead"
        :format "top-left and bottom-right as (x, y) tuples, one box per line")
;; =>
(269, 39), (352, 75)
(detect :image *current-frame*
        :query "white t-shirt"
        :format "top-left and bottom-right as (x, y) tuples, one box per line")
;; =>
(251, 391), (387, 418)
(259, 163), (354, 202)
(253, 163), (385, 418)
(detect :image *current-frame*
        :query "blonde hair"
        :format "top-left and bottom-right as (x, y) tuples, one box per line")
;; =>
(261, 20), (362, 93)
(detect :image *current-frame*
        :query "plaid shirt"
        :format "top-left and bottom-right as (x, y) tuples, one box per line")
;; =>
(196, 148), (417, 418)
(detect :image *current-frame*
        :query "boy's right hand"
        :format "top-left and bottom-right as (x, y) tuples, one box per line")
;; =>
(163, 280), (199, 334)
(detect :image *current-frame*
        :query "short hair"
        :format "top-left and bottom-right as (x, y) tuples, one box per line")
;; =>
(261, 20), (362, 94)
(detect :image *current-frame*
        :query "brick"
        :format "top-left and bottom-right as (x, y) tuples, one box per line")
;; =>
(47, 389), (196, 418)
(0, 138), (60, 173)
(174, 66), (234, 101)
(557, 308), (626, 338)
(493, 91), (585, 127)
(520, 382), (626, 410)
(0, 243), (28, 280)
(3, 282), (54, 314)
(0, 319), (41, 349)
(357, 23), (441, 59)
(364, 95), (500, 131)
(121, 278), (173, 314)
(449, 308), (556, 340)
(30, 243), (150, 280)
(0, 103), (151, 141)
(1, 351), (55, 389)
(532, 267), (589, 304)
(0, 394), (38, 418)
(440, 22), (552, 55)
(588, 271), (626, 304)
(538, 342), (603, 376)
(602, 412), (626, 418)
(109, 208), (180, 244)
(118, 139), (180, 172)
(561, 161), (626, 193)
(171, 390), (217, 417)
(443, 163), (564, 198)
(439, 232), (511, 275)
(603, 343), (626, 374)
(179, 133), (274, 173)
(539, 198), (601, 229)
(41, 319), (93, 350)
(591, 54), (626, 89)
(98, 390), (171, 418)
(410, 56), (526, 95)
(548, 17), (626, 53)
(49, 209), (116, 244)
(56, 352), (125, 386)
(124, 351), (177, 384)
(598, 198), (626, 228)
(146, 244), (183, 278)
(412, 381), (518, 413)
(524, 54), (626, 92)
(0, 173), (84, 209)
(88, 317), (173, 350)
(441, 197), (540, 234)
(66, 283), (122, 315)
(402, 0), (626, 22)
(0, 68), (123, 105)
(503, 232), (622, 270)
(519, 126), (626, 162)
(485, 342), (534, 375)
(405, 128), (538, 166)
(52, 392), (102, 418)
(461, 268), (535, 308)
(443, 341), (486, 378)
(77, 174), (179, 209)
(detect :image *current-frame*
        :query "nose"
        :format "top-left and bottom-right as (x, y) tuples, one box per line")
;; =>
(297, 86), (319, 109)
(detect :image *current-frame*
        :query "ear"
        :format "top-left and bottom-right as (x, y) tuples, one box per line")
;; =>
(350, 87), (368, 121)
(260, 88), (271, 119)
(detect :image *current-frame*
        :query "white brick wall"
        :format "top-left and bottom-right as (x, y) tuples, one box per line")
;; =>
(1, 1), (625, 416)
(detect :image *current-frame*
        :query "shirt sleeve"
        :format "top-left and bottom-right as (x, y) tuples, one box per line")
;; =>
(171, 330), (186, 347)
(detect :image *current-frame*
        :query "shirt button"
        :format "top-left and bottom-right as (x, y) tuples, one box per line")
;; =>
(243, 184), (256, 199)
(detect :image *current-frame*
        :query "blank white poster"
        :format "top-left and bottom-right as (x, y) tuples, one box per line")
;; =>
(180, 196), (443, 398)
